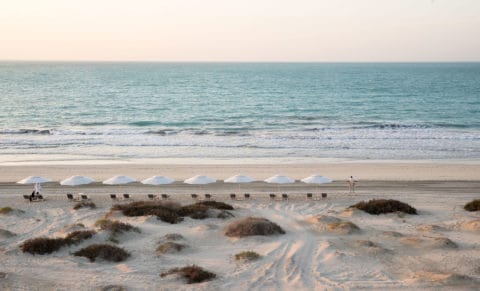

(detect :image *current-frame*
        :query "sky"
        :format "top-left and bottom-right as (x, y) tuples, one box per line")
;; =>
(1, 0), (479, 62)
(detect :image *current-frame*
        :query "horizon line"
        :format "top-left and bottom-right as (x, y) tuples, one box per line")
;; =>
(1, 59), (480, 64)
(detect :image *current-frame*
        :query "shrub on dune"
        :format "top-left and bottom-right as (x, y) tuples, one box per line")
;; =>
(156, 242), (187, 255)
(73, 244), (130, 262)
(224, 217), (285, 237)
(349, 199), (417, 215)
(20, 230), (95, 255)
(94, 219), (140, 235)
(20, 237), (66, 255)
(194, 201), (234, 210)
(73, 202), (96, 210)
(235, 251), (260, 261)
(111, 201), (182, 224)
(160, 265), (216, 284)
(0, 207), (13, 214)
(65, 230), (96, 243)
(464, 199), (480, 212)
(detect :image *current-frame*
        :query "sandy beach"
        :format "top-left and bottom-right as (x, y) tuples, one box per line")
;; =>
(1, 162), (479, 290)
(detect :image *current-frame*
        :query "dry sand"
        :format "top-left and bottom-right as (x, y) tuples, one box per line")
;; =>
(1, 163), (480, 290)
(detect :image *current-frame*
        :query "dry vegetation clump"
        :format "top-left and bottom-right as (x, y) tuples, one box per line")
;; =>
(156, 242), (187, 255)
(73, 202), (96, 210)
(20, 238), (65, 254)
(194, 201), (234, 210)
(327, 221), (360, 234)
(65, 230), (96, 242)
(464, 199), (480, 212)
(19, 230), (96, 255)
(73, 244), (130, 262)
(111, 201), (182, 224)
(160, 265), (216, 284)
(95, 219), (140, 235)
(95, 219), (140, 243)
(110, 201), (234, 223)
(224, 217), (285, 238)
(162, 233), (185, 241)
(0, 207), (14, 214)
(235, 251), (260, 261)
(99, 285), (127, 291)
(350, 199), (417, 215)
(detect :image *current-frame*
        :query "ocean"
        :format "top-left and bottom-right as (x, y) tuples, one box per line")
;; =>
(1, 62), (479, 164)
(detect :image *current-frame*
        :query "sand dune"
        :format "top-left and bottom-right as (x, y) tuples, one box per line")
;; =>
(1, 180), (480, 290)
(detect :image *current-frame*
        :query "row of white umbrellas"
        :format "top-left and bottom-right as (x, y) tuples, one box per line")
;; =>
(17, 174), (332, 186)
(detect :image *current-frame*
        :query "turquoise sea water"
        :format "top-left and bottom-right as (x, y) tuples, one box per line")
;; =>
(0, 62), (479, 163)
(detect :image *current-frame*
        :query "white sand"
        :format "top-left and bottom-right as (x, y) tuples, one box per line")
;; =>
(1, 177), (479, 290)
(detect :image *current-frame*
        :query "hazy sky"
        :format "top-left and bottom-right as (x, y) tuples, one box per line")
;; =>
(1, 0), (479, 61)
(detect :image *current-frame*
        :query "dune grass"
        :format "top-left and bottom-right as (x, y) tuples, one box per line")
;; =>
(73, 202), (96, 210)
(0, 207), (14, 214)
(110, 200), (235, 223)
(160, 265), (216, 284)
(19, 230), (96, 255)
(350, 199), (417, 215)
(225, 217), (285, 237)
(156, 242), (186, 255)
(235, 251), (260, 261)
(73, 244), (130, 262)
(464, 199), (480, 212)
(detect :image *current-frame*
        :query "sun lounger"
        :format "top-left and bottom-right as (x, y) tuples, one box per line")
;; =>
(80, 194), (90, 201)
(204, 194), (212, 200)
(110, 194), (118, 201)
(23, 195), (30, 201)
(67, 193), (80, 202)
(282, 193), (288, 201)
(269, 193), (276, 200)
(244, 193), (250, 199)
(321, 193), (327, 199)
(230, 193), (236, 200)
(123, 194), (132, 200)
(147, 194), (157, 200)
(191, 194), (198, 199)
(161, 194), (169, 200)
(306, 193), (313, 200)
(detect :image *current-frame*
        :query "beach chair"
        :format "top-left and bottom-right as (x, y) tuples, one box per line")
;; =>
(81, 194), (90, 201)
(191, 194), (198, 199)
(230, 193), (236, 200)
(306, 193), (313, 200)
(321, 193), (327, 199)
(23, 195), (31, 202)
(244, 193), (250, 200)
(110, 194), (118, 201)
(204, 194), (212, 200)
(123, 194), (132, 200)
(161, 194), (170, 200)
(36, 195), (44, 201)
(282, 193), (289, 201)
(269, 193), (276, 200)
(147, 194), (157, 200)
(67, 193), (80, 202)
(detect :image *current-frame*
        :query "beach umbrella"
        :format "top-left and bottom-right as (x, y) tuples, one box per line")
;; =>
(264, 174), (295, 193)
(184, 175), (216, 185)
(17, 176), (51, 193)
(224, 174), (255, 184)
(224, 174), (255, 193)
(60, 175), (95, 186)
(17, 176), (50, 184)
(264, 174), (295, 184)
(301, 174), (333, 184)
(102, 175), (136, 185)
(141, 175), (175, 185)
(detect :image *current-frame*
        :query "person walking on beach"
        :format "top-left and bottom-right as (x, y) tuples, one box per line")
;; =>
(347, 176), (356, 193)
